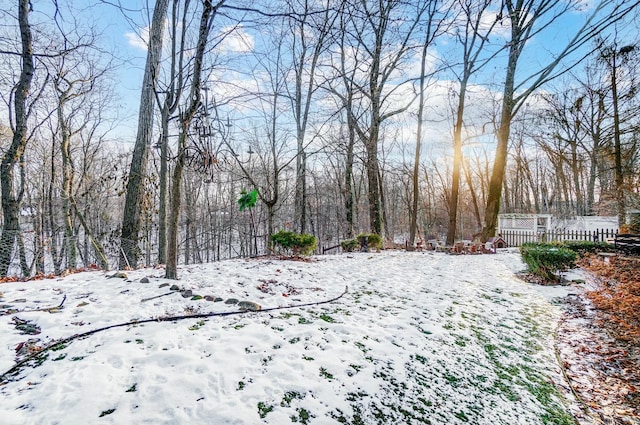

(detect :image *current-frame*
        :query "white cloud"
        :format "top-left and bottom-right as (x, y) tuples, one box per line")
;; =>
(218, 26), (255, 53)
(125, 26), (149, 51)
(478, 11), (511, 39)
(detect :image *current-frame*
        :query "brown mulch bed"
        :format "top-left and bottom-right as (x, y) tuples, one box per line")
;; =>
(555, 255), (640, 425)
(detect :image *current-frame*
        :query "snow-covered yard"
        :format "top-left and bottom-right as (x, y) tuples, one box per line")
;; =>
(0, 250), (578, 424)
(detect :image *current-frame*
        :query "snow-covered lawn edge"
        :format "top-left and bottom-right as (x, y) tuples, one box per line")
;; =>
(0, 251), (577, 424)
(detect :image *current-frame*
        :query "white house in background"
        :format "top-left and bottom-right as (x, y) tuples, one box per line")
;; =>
(497, 213), (619, 234)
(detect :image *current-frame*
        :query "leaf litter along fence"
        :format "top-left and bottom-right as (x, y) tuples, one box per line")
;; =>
(500, 228), (618, 247)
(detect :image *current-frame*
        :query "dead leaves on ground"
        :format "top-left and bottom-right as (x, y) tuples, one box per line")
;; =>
(582, 256), (640, 343)
(0, 264), (103, 285)
(557, 255), (640, 424)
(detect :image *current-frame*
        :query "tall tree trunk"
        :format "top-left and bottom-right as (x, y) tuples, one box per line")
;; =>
(166, 130), (187, 278)
(294, 150), (307, 233)
(157, 0), (186, 264)
(290, 5), (333, 234)
(482, 102), (515, 239)
(158, 114), (170, 264)
(120, 0), (170, 269)
(0, 0), (33, 277)
(610, 51), (626, 227)
(570, 138), (584, 215)
(409, 39), (429, 249)
(59, 100), (77, 269)
(166, 0), (220, 279)
(379, 167), (390, 242)
(365, 132), (382, 235)
(48, 139), (62, 275)
(344, 123), (355, 238)
(482, 28), (518, 241)
(446, 88), (466, 245)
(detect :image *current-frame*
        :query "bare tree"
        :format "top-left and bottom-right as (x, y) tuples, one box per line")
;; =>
(49, 35), (108, 270)
(335, 0), (428, 235)
(597, 40), (639, 227)
(445, 0), (500, 245)
(408, 0), (450, 249)
(166, 0), (224, 279)
(0, 0), (34, 276)
(324, 6), (363, 239)
(156, 0), (188, 265)
(482, 0), (639, 241)
(120, 0), (170, 269)
(285, 0), (336, 234)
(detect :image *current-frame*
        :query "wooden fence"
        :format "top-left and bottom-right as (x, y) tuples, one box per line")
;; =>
(500, 228), (618, 247)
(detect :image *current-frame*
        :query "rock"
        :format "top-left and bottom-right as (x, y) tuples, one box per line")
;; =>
(170, 285), (180, 291)
(204, 295), (215, 301)
(181, 290), (193, 298)
(108, 272), (127, 279)
(214, 297), (223, 302)
(191, 295), (203, 301)
(224, 298), (239, 305)
(140, 277), (150, 283)
(238, 301), (261, 311)
(159, 283), (170, 288)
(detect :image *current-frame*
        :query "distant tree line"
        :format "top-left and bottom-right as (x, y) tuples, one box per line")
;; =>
(0, 0), (638, 278)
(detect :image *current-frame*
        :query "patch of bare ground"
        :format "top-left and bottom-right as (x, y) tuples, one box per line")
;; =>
(556, 255), (640, 425)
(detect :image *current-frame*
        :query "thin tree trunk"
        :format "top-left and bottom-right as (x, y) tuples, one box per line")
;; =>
(409, 37), (429, 249)
(344, 124), (355, 238)
(47, 139), (62, 275)
(59, 99), (77, 269)
(166, 0), (220, 279)
(611, 52), (626, 227)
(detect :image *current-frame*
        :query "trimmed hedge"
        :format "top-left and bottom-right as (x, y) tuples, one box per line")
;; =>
(520, 243), (578, 281)
(562, 240), (615, 254)
(271, 230), (317, 256)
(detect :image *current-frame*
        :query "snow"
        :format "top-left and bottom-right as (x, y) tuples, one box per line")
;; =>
(0, 250), (578, 424)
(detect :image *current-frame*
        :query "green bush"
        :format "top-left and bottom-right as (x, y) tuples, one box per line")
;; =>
(340, 238), (359, 252)
(271, 230), (317, 256)
(519, 243), (578, 281)
(356, 233), (382, 250)
(562, 240), (615, 254)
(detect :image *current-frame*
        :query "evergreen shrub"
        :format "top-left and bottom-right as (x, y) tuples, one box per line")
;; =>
(519, 243), (578, 281)
(340, 239), (359, 252)
(271, 231), (317, 256)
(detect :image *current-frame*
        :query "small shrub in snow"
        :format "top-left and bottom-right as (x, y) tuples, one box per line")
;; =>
(340, 239), (358, 252)
(519, 243), (578, 282)
(271, 230), (317, 256)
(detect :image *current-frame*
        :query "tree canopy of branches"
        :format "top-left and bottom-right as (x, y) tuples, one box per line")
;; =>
(0, 0), (639, 278)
